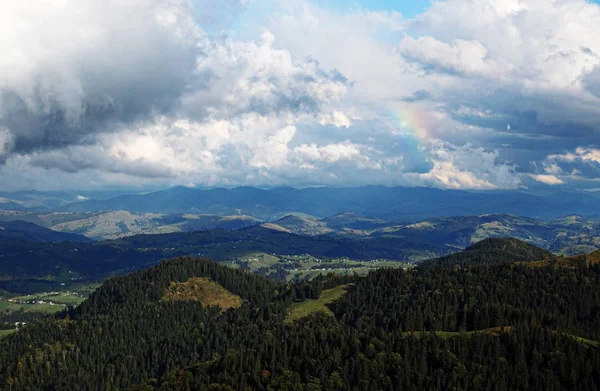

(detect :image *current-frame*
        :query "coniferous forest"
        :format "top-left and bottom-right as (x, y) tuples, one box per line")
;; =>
(0, 239), (599, 390)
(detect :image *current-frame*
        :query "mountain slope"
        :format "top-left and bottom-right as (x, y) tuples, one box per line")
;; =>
(421, 237), (554, 268)
(0, 226), (452, 283)
(370, 213), (600, 254)
(49, 211), (260, 240)
(520, 249), (600, 269)
(322, 212), (389, 231)
(0, 210), (261, 240)
(58, 185), (600, 220)
(0, 256), (599, 389)
(261, 215), (333, 236)
(0, 221), (93, 243)
(4, 209), (600, 254)
(0, 201), (24, 211)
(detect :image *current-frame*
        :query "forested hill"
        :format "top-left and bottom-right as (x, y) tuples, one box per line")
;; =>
(76, 257), (280, 316)
(1, 255), (599, 390)
(0, 226), (452, 282)
(0, 220), (92, 243)
(420, 237), (555, 268)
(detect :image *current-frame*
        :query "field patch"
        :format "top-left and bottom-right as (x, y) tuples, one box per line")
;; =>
(285, 284), (352, 323)
(163, 277), (242, 311)
(520, 250), (600, 269)
(11, 292), (86, 306)
(403, 327), (514, 339)
(0, 329), (17, 339)
(402, 327), (598, 348)
(0, 301), (65, 314)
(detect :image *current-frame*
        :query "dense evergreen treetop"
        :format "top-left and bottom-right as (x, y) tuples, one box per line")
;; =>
(0, 226), (450, 283)
(0, 240), (599, 390)
(420, 237), (555, 268)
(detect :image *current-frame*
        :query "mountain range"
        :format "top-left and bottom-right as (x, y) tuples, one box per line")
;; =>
(2, 186), (600, 220)
(0, 189), (142, 210)
(3, 206), (599, 255)
(0, 210), (261, 240)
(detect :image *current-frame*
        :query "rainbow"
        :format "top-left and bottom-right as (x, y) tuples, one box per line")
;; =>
(386, 102), (433, 144)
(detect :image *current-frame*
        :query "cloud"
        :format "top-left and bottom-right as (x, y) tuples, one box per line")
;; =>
(29, 145), (175, 178)
(318, 111), (352, 128)
(399, 37), (505, 77)
(404, 0), (600, 137)
(408, 143), (520, 189)
(536, 147), (600, 182)
(0, 0), (202, 155)
(0, 1), (356, 189)
(269, 0), (600, 187)
(0, 127), (14, 163)
(531, 174), (564, 185)
(2, 0), (600, 191)
(180, 30), (350, 120)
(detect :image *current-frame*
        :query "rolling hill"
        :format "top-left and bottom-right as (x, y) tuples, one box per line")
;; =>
(0, 221), (92, 243)
(261, 215), (334, 236)
(322, 212), (390, 231)
(0, 210), (261, 240)
(0, 225), (452, 287)
(366, 214), (600, 255)
(420, 237), (555, 268)
(260, 213), (600, 255)
(0, 189), (147, 210)
(3, 209), (600, 254)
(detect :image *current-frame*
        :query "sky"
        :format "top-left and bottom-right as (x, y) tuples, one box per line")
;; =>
(1, 0), (600, 191)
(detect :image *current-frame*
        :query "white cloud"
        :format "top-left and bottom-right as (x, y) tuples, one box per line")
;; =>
(400, 37), (506, 77)
(535, 147), (600, 182)
(405, 0), (600, 127)
(409, 143), (520, 190)
(531, 174), (564, 185)
(181, 30), (349, 120)
(550, 147), (600, 165)
(266, 2), (410, 102)
(293, 141), (363, 164)
(318, 111), (352, 128)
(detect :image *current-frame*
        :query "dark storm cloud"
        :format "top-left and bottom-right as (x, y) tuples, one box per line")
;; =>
(0, 0), (202, 160)
(29, 147), (175, 178)
(583, 65), (600, 99)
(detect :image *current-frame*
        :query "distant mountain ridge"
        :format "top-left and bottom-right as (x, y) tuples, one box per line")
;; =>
(56, 185), (600, 220)
(372, 214), (600, 255)
(261, 215), (334, 236)
(263, 213), (600, 255)
(0, 220), (93, 243)
(2, 209), (600, 254)
(0, 210), (261, 240)
(0, 189), (143, 210)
